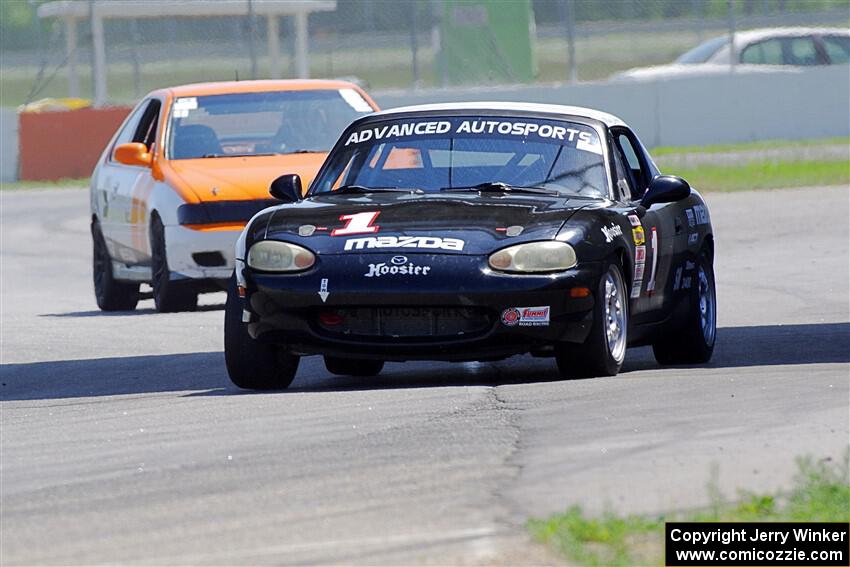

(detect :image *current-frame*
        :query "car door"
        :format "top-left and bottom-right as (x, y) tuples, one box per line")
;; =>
(104, 98), (162, 265)
(94, 100), (147, 263)
(610, 127), (678, 323)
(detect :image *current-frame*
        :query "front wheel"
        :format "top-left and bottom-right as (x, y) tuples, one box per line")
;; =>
(556, 260), (628, 378)
(150, 216), (197, 313)
(324, 357), (384, 377)
(92, 221), (139, 311)
(224, 276), (299, 390)
(653, 250), (716, 365)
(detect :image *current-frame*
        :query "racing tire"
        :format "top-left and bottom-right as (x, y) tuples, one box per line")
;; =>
(324, 357), (384, 377)
(556, 260), (628, 378)
(224, 276), (300, 390)
(150, 215), (198, 313)
(652, 250), (716, 365)
(92, 220), (140, 311)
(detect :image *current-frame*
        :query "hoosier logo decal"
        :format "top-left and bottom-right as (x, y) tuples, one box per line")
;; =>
(364, 259), (432, 278)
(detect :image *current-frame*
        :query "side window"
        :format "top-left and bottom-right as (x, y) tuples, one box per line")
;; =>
(822, 35), (850, 64)
(614, 131), (649, 198)
(131, 100), (161, 151)
(109, 102), (148, 154)
(610, 143), (633, 201)
(741, 39), (783, 64)
(784, 37), (821, 65)
(109, 99), (161, 163)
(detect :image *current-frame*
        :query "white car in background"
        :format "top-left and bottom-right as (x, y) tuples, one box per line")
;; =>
(611, 27), (849, 81)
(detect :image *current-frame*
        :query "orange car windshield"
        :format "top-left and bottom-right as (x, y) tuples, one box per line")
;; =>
(167, 89), (373, 160)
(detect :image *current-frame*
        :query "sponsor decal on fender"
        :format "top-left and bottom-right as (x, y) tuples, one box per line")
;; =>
(632, 226), (645, 246)
(685, 209), (696, 228)
(627, 214), (642, 227)
(601, 223), (623, 243)
(693, 204), (709, 225)
(688, 233), (699, 245)
(646, 227), (659, 293)
(501, 306), (550, 327)
(344, 235), (465, 251)
(632, 244), (647, 297)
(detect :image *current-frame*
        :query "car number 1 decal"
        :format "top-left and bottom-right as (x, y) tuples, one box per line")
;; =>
(331, 211), (380, 236)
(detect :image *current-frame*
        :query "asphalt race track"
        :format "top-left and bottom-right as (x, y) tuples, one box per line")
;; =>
(2, 186), (848, 565)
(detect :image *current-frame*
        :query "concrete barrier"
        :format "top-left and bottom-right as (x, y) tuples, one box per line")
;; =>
(0, 108), (19, 183)
(373, 66), (850, 148)
(18, 106), (132, 181)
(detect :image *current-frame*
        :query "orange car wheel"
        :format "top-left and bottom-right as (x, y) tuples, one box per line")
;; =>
(150, 215), (198, 313)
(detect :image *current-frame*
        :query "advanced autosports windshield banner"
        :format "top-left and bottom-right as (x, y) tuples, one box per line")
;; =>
(343, 116), (603, 155)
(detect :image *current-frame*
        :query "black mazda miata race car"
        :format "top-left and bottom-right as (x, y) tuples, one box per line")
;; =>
(225, 103), (716, 389)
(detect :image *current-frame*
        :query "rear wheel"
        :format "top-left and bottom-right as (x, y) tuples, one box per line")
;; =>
(224, 276), (299, 390)
(653, 250), (716, 365)
(556, 260), (628, 378)
(150, 215), (197, 313)
(324, 356), (384, 377)
(92, 220), (139, 311)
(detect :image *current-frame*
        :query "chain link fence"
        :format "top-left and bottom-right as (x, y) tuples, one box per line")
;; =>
(1, 0), (848, 107)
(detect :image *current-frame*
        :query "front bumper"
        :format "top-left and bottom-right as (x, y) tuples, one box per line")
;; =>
(242, 253), (602, 362)
(165, 224), (242, 280)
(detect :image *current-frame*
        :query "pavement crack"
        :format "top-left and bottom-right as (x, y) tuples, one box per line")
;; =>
(482, 367), (543, 553)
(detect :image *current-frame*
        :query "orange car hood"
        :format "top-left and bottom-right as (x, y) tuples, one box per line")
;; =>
(164, 153), (327, 203)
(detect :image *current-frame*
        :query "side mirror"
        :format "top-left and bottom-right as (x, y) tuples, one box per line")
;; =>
(641, 175), (690, 208)
(269, 174), (303, 202)
(114, 142), (152, 167)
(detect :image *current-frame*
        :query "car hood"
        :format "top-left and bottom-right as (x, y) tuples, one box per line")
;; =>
(263, 191), (597, 255)
(165, 153), (327, 202)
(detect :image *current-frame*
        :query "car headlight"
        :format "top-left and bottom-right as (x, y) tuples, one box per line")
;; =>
(247, 240), (315, 272)
(488, 241), (577, 273)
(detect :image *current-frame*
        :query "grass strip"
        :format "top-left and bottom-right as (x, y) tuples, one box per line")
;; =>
(528, 455), (850, 566)
(0, 178), (89, 191)
(651, 137), (850, 156)
(669, 160), (849, 192)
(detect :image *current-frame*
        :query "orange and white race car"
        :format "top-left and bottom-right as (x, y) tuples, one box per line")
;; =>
(90, 79), (378, 312)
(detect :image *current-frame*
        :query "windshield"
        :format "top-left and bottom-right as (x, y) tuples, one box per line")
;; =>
(310, 116), (608, 198)
(167, 89), (373, 159)
(675, 35), (728, 63)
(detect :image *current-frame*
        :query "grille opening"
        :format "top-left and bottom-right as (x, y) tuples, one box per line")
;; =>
(316, 306), (493, 340)
(192, 252), (226, 267)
